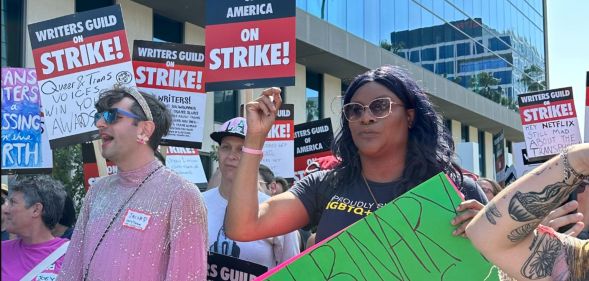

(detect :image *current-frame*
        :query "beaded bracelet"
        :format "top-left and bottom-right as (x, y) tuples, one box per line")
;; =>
(560, 147), (588, 183)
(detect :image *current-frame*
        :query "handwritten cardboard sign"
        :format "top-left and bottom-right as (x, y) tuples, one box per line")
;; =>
(293, 118), (334, 182)
(1, 68), (53, 173)
(511, 142), (543, 179)
(28, 5), (136, 148)
(165, 146), (207, 186)
(133, 40), (206, 148)
(518, 87), (582, 159)
(261, 104), (294, 179)
(205, 0), (295, 91)
(259, 173), (498, 280)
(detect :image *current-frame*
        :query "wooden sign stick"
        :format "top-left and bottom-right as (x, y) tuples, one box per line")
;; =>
(92, 140), (108, 177)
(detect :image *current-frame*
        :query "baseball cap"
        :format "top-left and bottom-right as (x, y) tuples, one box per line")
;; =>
(210, 117), (247, 144)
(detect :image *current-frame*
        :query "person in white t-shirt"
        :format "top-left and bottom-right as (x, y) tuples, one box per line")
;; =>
(204, 117), (300, 269)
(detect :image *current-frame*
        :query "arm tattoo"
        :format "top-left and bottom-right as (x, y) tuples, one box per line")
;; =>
(562, 237), (589, 281)
(507, 222), (536, 242)
(521, 231), (562, 279)
(508, 182), (575, 222)
(484, 202), (502, 225)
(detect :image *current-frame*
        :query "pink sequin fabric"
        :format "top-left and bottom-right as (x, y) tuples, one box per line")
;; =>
(59, 160), (207, 280)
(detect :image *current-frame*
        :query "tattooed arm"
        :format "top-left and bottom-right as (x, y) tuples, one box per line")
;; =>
(465, 143), (589, 281)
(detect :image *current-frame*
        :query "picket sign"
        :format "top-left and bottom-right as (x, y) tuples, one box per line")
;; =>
(92, 140), (108, 177)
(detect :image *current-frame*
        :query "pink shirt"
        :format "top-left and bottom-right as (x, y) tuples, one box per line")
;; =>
(1, 237), (69, 281)
(58, 160), (208, 280)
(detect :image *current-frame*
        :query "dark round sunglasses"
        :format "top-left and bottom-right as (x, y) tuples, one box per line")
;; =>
(93, 108), (141, 126)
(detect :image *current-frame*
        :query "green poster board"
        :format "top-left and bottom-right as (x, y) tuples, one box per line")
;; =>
(260, 173), (498, 280)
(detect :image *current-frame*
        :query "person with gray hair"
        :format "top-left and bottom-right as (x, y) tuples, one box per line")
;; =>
(1, 175), (69, 281)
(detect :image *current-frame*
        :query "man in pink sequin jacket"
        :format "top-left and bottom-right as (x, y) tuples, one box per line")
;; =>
(59, 86), (208, 280)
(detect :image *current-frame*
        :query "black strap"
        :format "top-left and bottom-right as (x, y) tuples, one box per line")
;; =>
(83, 165), (162, 280)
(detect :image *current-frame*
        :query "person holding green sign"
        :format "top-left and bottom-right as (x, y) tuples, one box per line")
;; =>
(466, 143), (589, 281)
(224, 65), (488, 247)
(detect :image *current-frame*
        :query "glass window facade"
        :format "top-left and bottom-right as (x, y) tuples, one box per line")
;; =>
(306, 70), (323, 122)
(296, 0), (547, 111)
(1, 0), (24, 67)
(461, 124), (469, 142)
(76, 0), (113, 12)
(478, 130), (486, 177)
(153, 13), (183, 43)
(214, 90), (238, 123)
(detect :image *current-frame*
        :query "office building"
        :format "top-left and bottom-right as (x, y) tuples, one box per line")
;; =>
(2, 0), (547, 178)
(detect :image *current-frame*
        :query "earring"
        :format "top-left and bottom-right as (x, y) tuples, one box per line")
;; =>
(137, 135), (149, 144)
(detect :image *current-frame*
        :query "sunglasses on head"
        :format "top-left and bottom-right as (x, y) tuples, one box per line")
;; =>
(93, 108), (141, 126)
(342, 97), (403, 122)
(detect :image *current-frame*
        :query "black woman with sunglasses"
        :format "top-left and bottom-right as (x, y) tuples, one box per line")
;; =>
(224, 65), (488, 246)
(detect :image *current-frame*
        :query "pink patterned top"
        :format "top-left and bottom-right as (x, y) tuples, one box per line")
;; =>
(58, 160), (207, 280)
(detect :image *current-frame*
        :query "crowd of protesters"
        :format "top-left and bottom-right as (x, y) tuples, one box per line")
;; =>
(1, 65), (587, 281)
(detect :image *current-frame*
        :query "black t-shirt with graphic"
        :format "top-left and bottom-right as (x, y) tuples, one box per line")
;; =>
(290, 170), (488, 243)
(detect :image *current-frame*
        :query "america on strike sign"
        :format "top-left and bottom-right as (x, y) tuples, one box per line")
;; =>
(205, 0), (295, 91)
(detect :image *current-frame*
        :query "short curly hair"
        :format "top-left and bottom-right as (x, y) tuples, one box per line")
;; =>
(95, 88), (172, 152)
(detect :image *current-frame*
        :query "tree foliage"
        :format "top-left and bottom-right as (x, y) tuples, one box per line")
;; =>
(519, 65), (546, 92)
(470, 72), (518, 111)
(51, 144), (85, 212)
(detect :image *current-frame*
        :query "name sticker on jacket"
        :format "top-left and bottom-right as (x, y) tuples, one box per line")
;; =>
(122, 209), (151, 231)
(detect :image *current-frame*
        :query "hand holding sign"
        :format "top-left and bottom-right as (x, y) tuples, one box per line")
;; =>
(244, 87), (282, 143)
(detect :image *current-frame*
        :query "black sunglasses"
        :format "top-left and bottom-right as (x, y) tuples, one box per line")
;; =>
(93, 108), (141, 126)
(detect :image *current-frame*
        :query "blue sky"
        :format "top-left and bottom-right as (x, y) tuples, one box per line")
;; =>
(546, 0), (588, 141)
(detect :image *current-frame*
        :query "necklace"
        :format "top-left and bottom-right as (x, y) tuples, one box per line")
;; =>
(362, 173), (380, 209)
(83, 165), (163, 280)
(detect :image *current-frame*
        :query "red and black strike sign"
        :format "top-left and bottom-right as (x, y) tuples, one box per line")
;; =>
(518, 87), (576, 125)
(133, 40), (207, 149)
(294, 118), (334, 175)
(29, 5), (130, 81)
(28, 5), (135, 149)
(205, 0), (295, 91)
(266, 104), (294, 141)
(81, 143), (117, 191)
(518, 86), (582, 159)
(207, 253), (267, 281)
(133, 40), (205, 92)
